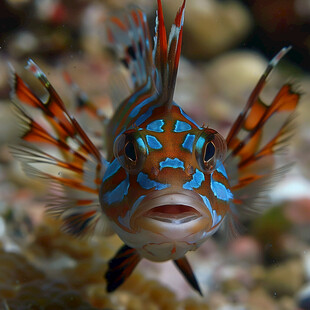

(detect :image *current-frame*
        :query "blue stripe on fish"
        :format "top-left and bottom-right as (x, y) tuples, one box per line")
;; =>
(102, 159), (121, 183)
(199, 194), (213, 216)
(128, 78), (152, 116)
(130, 95), (155, 118)
(146, 119), (165, 132)
(137, 172), (170, 190)
(146, 135), (162, 149)
(210, 173), (233, 202)
(135, 100), (159, 126)
(216, 162), (228, 179)
(102, 175), (130, 205)
(182, 134), (195, 152)
(179, 106), (201, 129)
(159, 158), (185, 170)
(174, 120), (192, 132)
(212, 210), (222, 226)
(183, 169), (205, 190)
(118, 195), (146, 229)
(198, 194), (222, 227)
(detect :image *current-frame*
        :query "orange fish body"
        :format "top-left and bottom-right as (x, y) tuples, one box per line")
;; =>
(101, 103), (230, 262)
(11, 0), (300, 295)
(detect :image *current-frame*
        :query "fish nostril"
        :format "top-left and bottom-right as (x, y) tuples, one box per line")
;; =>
(151, 166), (159, 177)
(186, 164), (194, 176)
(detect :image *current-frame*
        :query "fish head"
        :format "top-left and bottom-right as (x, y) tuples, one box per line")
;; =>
(100, 116), (232, 261)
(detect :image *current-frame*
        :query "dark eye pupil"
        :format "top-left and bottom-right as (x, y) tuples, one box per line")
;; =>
(125, 141), (136, 162)
(204, 142), (215, 162)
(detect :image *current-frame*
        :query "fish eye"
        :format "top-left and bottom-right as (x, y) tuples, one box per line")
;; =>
(204, 142), (215, 163)
(113, 131), (147, 174)
(195, 129), (226, 173)
(125, 141), (137, 162)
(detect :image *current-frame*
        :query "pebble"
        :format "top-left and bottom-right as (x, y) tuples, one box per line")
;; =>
(263, 259), (304, 296)
(297, 283), (310, 310)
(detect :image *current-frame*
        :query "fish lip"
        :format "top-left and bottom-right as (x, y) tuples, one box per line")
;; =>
(132, 190), (209, 225)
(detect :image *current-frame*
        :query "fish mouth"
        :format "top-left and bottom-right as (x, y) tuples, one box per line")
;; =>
(144, 204), (201, 224)
(132, 191), (211, 229)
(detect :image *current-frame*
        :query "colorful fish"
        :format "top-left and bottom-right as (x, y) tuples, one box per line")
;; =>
(11, 0), (300, 295)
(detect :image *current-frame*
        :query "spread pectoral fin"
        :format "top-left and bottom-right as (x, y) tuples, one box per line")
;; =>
(173, 256), (202, 296)
(10, 60), (109, 238)
(224, 47), (301, 238)
(105, 245), (141, 292)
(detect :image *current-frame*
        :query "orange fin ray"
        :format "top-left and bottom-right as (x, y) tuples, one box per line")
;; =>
(63, 71), (107, 150)
(106, 7), (154, 91)
(173, 256), (202, 296)
(11, 61), (109, 238)
(105, 245), (141, 292)
(153, 0), (186, 106)
(224, 47), (301, 237)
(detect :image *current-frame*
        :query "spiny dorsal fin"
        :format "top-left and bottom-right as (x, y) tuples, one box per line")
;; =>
(106, 7), (154, 92)
(153, 0), (186, 107)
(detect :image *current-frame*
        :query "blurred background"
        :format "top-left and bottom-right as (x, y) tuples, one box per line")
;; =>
(0, 0), (310, 309)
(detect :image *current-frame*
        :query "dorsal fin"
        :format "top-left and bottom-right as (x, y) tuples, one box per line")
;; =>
(153, 0), (186, 107)
(106, 7), (155, 94)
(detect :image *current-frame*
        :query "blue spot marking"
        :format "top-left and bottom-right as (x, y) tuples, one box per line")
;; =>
(146, 120), (164, 132)
(136, 137), (149, 155)
(102, 159), (121, 184)
(137, 172), (170, 190)
(159, 158), (185, 170)
(216, 162), (228, 179)
(210, 173), (233, 202)
(103, 175), (130, 205)
(183, 169), (205, 190)
(174, 120), (192, 132)
(196, 136), (205, 152)
(146, 135), (162, 149)
(179, 107), (201, 129)
(182, 134), (196, 152)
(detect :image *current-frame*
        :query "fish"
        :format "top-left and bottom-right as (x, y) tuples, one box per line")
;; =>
(10, 0), (300, 295)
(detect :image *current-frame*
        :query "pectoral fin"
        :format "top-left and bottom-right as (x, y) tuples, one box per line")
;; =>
(105, 245), (141, 292)
(173, 256), (202, 296)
